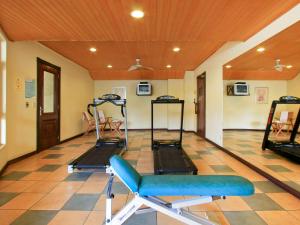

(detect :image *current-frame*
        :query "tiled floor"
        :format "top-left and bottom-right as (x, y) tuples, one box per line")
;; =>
(223, 131), (300, 194)
(0, 131), (299, 225)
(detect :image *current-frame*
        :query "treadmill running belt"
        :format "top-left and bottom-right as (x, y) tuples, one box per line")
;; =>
(73, 144), (123, 169)
(153, 146), (197, 175)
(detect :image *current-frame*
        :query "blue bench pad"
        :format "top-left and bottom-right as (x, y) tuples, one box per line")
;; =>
(139, 175), (254, 196)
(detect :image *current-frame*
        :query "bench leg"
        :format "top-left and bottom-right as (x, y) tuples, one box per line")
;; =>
(139, 196), (217, 225)
(107, 196), (143, 225)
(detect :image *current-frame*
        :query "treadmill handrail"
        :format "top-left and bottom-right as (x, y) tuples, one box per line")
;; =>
(151, 99), (184, 149)
(94, 98), (126, 107)
(92, 98), (128, 150)
(152, 99), (184, 104)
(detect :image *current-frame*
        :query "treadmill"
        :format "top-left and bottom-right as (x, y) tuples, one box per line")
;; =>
(262, 96), (300, 159)
(151, 95), (198, 175)
(68, 94), (128, 173)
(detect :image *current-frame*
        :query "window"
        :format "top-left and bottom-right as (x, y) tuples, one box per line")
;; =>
(0, 30), (7, 146)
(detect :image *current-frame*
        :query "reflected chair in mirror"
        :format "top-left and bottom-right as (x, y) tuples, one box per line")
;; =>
(272, 111), (294, 136)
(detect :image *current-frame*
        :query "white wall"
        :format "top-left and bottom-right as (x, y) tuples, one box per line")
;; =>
(0, 39), (94, 170)
(223, 80), (287, 129)
(192, 5), (300, 145)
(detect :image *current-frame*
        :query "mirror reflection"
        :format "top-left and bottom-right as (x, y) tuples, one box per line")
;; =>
(222, 21), (300, 194)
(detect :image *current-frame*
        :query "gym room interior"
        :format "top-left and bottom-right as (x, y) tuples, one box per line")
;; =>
(0, 1), (300, 225)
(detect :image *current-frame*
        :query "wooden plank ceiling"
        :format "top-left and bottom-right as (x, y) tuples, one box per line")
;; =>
(0, 0), (298, 80)
(224, 21), (300, 80)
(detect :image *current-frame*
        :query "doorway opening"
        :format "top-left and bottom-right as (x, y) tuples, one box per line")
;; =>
(196, 73), (206, 138)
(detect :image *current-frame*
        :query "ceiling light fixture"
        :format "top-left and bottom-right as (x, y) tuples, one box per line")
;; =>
(89, 47), (97, 52)
(286, 65), (293, 69)
(225, 65), (232, 69)
(173, 47), (180, 52)
(257, 47), (265, 52)
(130, 10), (144, 19)
(107, 64), (112, 68)
(166, 64), (172, 68)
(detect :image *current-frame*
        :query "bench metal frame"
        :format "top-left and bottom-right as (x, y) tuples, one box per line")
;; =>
(106, 167), (222, 225)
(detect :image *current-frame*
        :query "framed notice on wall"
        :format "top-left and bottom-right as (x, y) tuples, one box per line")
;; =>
(255, 87), (268, 104)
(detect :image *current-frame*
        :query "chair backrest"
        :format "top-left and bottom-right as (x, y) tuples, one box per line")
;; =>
(279, 111), (289, 122)
(109, 155), (141, 193)
(97, 110), (106, 123)
(83, 111), (93, 123)
(288, 112), (294, 122)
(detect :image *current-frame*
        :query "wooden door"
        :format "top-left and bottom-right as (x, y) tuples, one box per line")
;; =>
(37, 58), (60, 151)
(197, 73), (206, 137)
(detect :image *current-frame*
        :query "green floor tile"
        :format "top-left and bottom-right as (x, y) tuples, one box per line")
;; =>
(253, 181), (285, 193)
(62, 194), (100, 210)
(283, 181), (300, 192)
(11, 210), (58, 225)
(37, 164), (61, 172)
(210, 165), (235, 173)
(42, 154), (63, 159)
(65, 172), (92, 181)
(262, 154), (282, 159)
(0, 192), (19, 206)
(68, 144), (82, 147)
(224, 211), (267, 225)
(0, 171), (30, 180)
(243, 193), (282, 211)
(124, 211), (156, 225)
(265, 165), (292, 172)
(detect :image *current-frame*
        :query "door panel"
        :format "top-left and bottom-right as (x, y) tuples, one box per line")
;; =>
(37, 58), (60, 151)
(197, 73), (206, 137)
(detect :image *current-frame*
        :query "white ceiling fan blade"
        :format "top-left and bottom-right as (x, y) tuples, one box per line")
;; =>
(141, 66), (154, 71)
(128, 65), (138, 71)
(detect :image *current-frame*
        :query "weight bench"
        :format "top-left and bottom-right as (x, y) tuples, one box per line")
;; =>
(106, 155), (254, 225)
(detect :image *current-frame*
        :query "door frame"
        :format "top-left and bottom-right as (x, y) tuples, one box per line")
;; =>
(196, 72), (206, 138)
(36, 57), (61, 151)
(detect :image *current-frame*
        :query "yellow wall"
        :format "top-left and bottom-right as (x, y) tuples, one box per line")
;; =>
(94, 80), (168, 129)
(0, 40), (93, 170)
(287, 72), (300, 129)
(94, 79), (189, 130)
(223, 80), (287, 129)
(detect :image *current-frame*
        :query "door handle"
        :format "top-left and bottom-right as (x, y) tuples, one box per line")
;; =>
(39, 106), (43, 116)
(193, 99), (198, 114)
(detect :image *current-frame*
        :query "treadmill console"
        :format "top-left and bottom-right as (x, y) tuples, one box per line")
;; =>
(279, 96), (300, 102)
(156, 95), (178, 101)
(101, 94), (121, 100)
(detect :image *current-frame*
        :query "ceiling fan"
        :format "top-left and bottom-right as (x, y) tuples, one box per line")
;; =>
(128, 58), (154, 71)
(274, 59), (287, 72)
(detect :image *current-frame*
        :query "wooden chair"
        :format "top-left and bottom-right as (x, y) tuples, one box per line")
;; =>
(272, 111), (294, 136)
(98, 110), (123, 137)
(82, 111), (98, 135)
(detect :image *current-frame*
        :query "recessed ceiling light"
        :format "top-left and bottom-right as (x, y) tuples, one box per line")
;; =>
(130, 10), (144, 18)
(286, 65), (293, 69)
(225, 65), (232, 69)
(166, 64), (172, 68)
(257, 47), (265, 52)
(89, 47), (97, 52)
(173, 47), (180, 52)
(107, 64), (112, 68)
